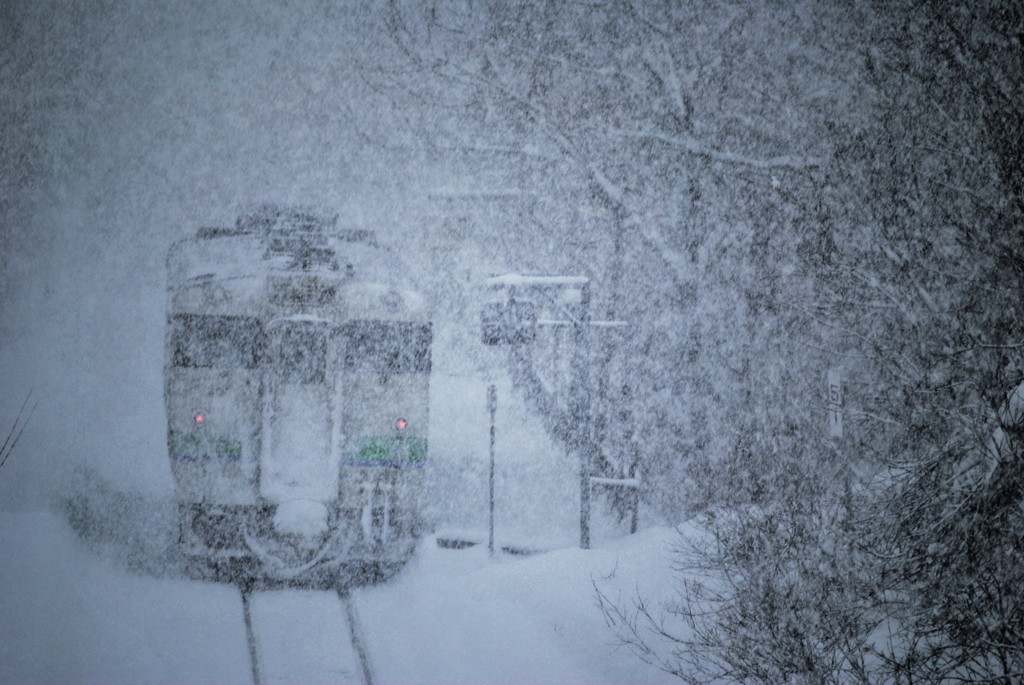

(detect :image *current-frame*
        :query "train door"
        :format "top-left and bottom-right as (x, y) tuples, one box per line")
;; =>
(260, 317), (343, 536)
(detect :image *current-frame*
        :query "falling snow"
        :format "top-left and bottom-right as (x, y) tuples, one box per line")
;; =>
(2, 1), (1022, 683)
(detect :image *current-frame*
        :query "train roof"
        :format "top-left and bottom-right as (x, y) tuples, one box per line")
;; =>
(167, 206), (428, 320)
(167, 206), (401, 285)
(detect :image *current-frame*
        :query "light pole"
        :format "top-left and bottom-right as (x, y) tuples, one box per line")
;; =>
(487, 384), (497, 555)
(570, 282), (593, 549)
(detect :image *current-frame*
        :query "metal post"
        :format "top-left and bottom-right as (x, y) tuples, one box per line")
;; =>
(571, 283), (592, 549)
(487, 384), (497, 555)
(628, 455), (640, 535)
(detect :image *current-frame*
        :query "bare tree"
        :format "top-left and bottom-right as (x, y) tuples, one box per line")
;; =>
(827, 3), (1024, 681)
(356, 2), (1023, 681)
(595, 0), (1023, 681)
(362, 0), (869, 520)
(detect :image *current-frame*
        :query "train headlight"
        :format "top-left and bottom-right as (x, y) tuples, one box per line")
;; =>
(395, 418), (408, 430)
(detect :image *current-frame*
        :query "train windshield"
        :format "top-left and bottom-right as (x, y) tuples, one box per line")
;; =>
(342, 320), (432, 374)
(171, 314), (262, 369)
(272, 322), (330, 384)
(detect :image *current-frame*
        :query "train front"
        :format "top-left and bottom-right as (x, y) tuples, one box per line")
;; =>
(165, 208), (430, 587)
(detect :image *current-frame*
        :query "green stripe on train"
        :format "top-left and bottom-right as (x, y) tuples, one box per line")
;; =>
(351, 436), (428, 464)
(168, 429), (243, 459)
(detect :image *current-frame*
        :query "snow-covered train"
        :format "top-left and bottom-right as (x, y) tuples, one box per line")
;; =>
(165, 205), (430, 587)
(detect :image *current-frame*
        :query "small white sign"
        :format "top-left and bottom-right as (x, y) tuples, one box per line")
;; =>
(827, 367), (843, 439)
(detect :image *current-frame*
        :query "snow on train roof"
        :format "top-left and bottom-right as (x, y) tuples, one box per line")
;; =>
(485, 273), (590, 287)
(267, 314), (336, 325)
(167, 227), (393, 284)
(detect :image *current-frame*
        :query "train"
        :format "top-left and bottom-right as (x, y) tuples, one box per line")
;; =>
(164, 205), (431, 587)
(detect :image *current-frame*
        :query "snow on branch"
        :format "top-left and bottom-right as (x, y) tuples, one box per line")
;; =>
(485, 273), (590, 289)
(611, 128), (825, 170)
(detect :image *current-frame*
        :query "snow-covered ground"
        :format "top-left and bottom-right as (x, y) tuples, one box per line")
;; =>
(0, 510), (683, 684)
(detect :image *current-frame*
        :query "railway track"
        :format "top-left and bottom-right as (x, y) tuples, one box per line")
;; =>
(239, 583), (375, 685)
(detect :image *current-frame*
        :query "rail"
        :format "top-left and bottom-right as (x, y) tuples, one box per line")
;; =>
(239, 583), (376, 685)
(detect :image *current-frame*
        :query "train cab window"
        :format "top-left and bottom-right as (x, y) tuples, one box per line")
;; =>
(342, 320), (432, 374)
(273, 324), (328, 384)
(171, 314), (263, 369)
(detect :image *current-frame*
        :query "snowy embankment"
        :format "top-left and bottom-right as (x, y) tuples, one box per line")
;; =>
(1, 511), (684, 685)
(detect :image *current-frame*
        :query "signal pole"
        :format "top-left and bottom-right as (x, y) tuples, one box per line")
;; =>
(571, 283), (593, 549)
(487, 384), (497, 555)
